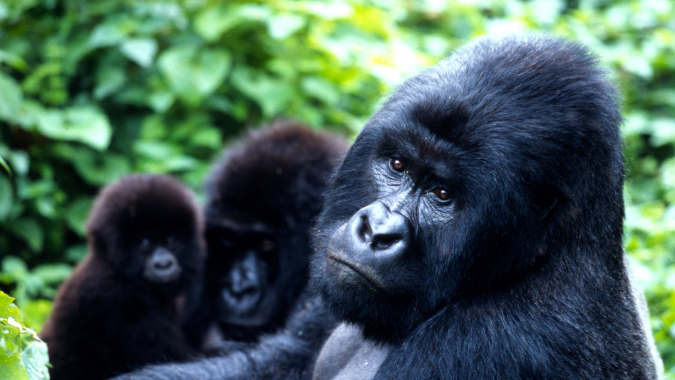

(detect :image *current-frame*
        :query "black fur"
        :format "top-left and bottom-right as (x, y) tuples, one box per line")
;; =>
(184, 121), (347, 348)
(113, 122), (346, 380)
(40, 175), (205, 380)
(310, 34), (661, 379)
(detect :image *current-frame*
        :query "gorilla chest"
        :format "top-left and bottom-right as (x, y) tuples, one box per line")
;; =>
(313, 323), (391, 380)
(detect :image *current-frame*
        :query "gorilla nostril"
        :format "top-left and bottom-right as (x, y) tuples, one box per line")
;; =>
(357, 214), (373, 243)
(371, 234), (402, 251)
(154, 259), (175, 270)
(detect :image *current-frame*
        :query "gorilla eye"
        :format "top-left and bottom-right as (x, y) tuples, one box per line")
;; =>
(432, 187), (451, 202)
(390, 158), (404, 172)
(167, 236), (175, 246)
(141, 238), (151, 250)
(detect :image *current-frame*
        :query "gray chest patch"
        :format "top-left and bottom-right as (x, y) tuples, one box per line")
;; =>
(313, 323), (392, 380)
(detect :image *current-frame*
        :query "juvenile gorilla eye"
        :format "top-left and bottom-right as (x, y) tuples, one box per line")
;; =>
(390, 158), (404, 172)
(432, 187), (451, 201)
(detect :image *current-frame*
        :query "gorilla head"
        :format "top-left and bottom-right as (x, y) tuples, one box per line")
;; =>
(200, 121), (347, 341)
(311, 34), (627, 344)
(87, 174), (204, 296)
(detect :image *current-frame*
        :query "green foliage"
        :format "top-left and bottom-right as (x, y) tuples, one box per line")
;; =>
(0, 292), (50, 380)
(0, 0), (673, 376)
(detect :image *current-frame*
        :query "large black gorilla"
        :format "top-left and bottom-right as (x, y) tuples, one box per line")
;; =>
(112, 35), (661, 380)
(41, 175), (205, 380)
(183, 121), (348, 350)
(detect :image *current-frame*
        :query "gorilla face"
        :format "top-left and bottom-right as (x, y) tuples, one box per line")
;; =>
(312, 36), (624, 344)
(87, 175), (205, 296)
(205, 222), (280, 328)
(314, 126), (466, 342)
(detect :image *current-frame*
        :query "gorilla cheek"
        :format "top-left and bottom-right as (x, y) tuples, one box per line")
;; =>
(143, 247), (182, 283)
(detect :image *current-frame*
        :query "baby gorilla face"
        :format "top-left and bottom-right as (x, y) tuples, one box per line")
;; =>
(140, 236), (182, 283)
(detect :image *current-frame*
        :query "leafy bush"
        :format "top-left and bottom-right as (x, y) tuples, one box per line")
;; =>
(0, 0), (673, 377)
(0, 291), (50, 380)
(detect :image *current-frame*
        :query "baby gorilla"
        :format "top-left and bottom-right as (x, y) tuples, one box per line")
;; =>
(40, 174), (205, 380)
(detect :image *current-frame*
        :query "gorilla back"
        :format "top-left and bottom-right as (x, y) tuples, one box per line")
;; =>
(311, 35), (662, 379)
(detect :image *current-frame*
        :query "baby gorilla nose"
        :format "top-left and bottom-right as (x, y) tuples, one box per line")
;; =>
(144, 247), (181, 283)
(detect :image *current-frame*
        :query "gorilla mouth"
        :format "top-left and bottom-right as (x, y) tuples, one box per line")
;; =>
(327, 253), (391, 295)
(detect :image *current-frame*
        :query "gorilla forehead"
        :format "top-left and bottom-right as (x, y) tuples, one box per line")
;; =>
(87, 174), (199, 234)
(362, 34), (622, 195)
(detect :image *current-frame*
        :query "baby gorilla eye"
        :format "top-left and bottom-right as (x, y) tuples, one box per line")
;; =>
(432, 187), (451, 202)
(390, 158), (404, 172)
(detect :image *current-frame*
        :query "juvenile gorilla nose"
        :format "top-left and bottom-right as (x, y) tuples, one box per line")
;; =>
(153, 256), (176, 270)
(144, 247), (181, 283)
(349, 202), (411, 262)
(223, 252), (262, 314)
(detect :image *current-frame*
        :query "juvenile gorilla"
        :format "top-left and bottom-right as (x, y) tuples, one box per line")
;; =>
(40, 175), (205, 380)
(182, 122), (347, 351)
(311, 34), (662, 379)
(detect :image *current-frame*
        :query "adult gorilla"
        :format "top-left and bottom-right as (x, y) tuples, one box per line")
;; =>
(311, 34), (662, 379)
(113, 34), (661, 380)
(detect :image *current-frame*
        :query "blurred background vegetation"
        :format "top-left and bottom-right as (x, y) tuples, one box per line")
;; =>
(0, 0), (673, 376)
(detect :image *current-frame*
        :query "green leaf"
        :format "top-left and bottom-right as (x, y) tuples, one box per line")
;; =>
(0, 353), (29, 380)
(94, 66), (127, 100)
(194, 5), (247, 42)
(120, 38), (158, 68)
(20, 340), (49, 380)
(0, 175), (13, 220)
(230, 67), (294, 117)
(0, 292), (50, 380)
(70, 151), (130, 186)
(301, 77), (340, 105)
(158, 46), (232, 106)
(7, 219), (44, 252)
(33, 264), (71, 284)
(0, 73), (22, 123)
(267, 14), (306, 40)
(64, 198), (92, 236)
(89, 20), (130, 48)
(35, 106), (112, 150)
(0, 156), (10, 177)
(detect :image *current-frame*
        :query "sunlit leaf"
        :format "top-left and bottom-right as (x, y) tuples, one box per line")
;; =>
(35, 107), (113, 150)
(0, 73), (22, 123)
(120, 38), (158, 67)
(158, 46), (232, 106)
(267, 14), (306, 40)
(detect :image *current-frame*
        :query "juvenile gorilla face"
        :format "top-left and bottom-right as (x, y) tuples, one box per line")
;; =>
(205, 223), (280, 327)
(138, 234), (183, 284)
(87, 175), (204, 295)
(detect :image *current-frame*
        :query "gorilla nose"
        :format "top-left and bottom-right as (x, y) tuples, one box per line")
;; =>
(350, 202), (410, 259)
(153, 256), (176, 271)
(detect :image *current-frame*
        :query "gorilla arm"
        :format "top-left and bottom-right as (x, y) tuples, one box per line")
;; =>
(111, 294), (332, 380)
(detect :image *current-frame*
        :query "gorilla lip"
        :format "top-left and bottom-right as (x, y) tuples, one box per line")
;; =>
(326, 252), (391, 295)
